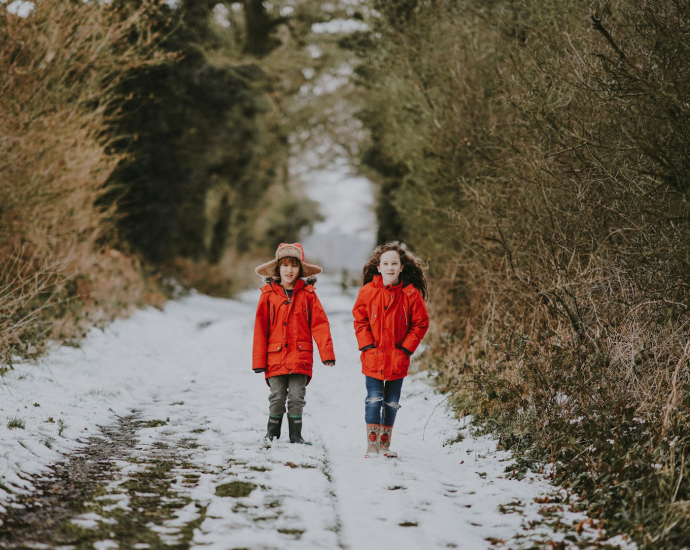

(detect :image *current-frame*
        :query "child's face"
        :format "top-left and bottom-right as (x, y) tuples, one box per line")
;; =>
(377, 250), (402, 286)
(279, 257), (300, 288)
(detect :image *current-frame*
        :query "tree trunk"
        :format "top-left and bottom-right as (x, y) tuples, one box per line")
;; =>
(209, 193), (232, 265)
(242, 0), (272, 56)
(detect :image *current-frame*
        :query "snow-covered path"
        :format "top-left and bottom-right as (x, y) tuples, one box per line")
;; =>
(0, 280), (632, 549)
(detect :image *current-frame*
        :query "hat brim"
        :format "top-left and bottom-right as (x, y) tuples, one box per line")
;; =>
(255, 259), (323, 278)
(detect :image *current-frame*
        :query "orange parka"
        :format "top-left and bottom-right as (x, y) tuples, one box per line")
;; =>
(352, 275), (430, 381)
(253, 278), (335, 383)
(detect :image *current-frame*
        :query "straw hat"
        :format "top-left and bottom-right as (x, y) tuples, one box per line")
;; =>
(255, 243), (323, 278)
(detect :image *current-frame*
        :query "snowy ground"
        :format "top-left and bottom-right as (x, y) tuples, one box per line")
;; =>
(0, 278), (635, 549)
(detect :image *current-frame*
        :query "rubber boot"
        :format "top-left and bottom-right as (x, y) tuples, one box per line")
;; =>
(380, 425), (397, 458)
(265, 414), (283, 441)
(365, 424), (381, 458)
(288, 415), (310, 445)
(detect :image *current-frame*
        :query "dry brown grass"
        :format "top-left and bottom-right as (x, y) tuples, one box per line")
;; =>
(167, 250), (265, 298)
(0, 0), (164, 362)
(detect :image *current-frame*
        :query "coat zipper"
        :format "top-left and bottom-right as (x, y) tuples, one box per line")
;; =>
(403, 304), (408, 326)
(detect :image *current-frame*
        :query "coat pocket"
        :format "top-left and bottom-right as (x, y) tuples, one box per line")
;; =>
(296, 340), (313, 367)
(296, 341), (313, 352)
(267, 342), (283, 367)
(392, 349), (410, 375)
(360, 346), (377, 370)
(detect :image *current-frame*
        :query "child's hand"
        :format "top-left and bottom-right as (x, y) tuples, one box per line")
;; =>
(323, 361), (335, 367)
(254, 368), (267, 373)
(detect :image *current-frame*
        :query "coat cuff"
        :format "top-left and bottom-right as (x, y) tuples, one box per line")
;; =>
(356, 336), (375, 350)
(401, 336), (420, 355)
(319, 350), (336, 363)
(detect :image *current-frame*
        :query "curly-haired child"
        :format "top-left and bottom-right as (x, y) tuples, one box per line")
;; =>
(352, 241), (429, 457)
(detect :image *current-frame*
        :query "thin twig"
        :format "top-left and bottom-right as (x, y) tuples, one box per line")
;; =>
(423, 392), (457, 442)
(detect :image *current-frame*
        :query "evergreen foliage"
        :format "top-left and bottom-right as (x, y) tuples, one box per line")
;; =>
(108, 0), (285, 265)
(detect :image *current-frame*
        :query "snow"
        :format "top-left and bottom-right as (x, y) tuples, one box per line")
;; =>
(0, 280), (635, 548)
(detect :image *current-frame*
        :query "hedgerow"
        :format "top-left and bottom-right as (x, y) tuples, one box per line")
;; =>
(355, 1), (690, 545)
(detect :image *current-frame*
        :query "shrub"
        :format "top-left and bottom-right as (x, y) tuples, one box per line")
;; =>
(0, 0), (162, 361)
(357, 0), (690, 546)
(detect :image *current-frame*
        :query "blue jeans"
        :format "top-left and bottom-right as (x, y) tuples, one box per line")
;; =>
(365, 376), (403, 426)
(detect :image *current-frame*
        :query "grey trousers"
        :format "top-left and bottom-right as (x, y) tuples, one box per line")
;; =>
(268, 374), (308, 416)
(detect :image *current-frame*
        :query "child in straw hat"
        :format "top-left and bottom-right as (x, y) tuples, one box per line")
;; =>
(253, 243), (335, 444)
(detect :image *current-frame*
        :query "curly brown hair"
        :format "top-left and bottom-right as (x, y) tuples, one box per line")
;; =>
(361, 241), (428, 300)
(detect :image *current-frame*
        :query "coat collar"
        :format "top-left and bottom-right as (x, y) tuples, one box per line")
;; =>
(272, 278), (305, 293)
(372, 274), (403, 291)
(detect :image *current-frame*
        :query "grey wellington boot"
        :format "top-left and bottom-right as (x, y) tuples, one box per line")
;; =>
(288, 415), (311, 445)
(265, 414), (283, 440)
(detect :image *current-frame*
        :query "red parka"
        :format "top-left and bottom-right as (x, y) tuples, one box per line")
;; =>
(253, 279), (335, 383)
(352, 275), (430, 381)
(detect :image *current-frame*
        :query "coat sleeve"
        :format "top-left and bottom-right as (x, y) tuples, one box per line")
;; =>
(401, 291), (429, 355)
(252, 292), (270, 371)
(352, 287), (375, 350)
(310, 292), (335, 363)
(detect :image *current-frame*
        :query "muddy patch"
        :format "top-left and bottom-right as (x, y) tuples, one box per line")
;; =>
(0, 413), (140, 548)
(0, 413), (208, 549)
(0, 406), (344, 549)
